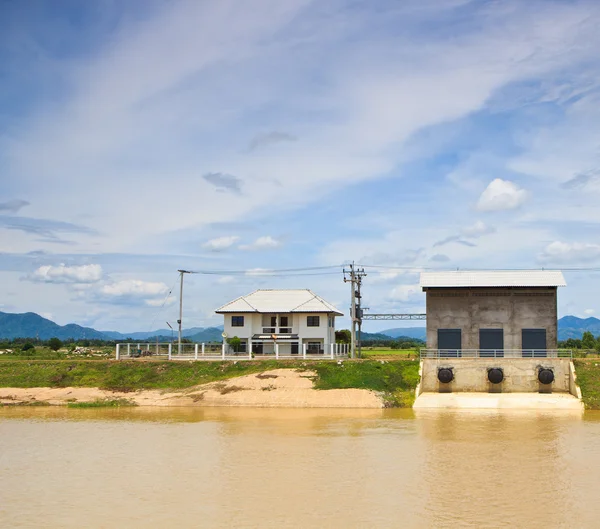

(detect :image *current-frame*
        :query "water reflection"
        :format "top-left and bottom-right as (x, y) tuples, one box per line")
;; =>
(414, 410), (584, 528)
(1, 407), (600, 528)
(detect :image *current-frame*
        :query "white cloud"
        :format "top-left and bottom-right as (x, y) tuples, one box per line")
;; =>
(539, 241), (600, 263)
(30, 264), (103, 284)
(146, 297), (175, 307)
(239, 236), (281, 251)
(462, 220), (495, 238)
(584, 308), (595, 315)
(387, 284), (421, 302)
(99, 280), (169, 305)
(476, 179), (528, 212)
(216, 276), (235, 284)
(202, 236), (240, 251)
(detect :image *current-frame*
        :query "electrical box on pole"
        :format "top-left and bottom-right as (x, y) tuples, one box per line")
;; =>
(343, 263), (366, 359)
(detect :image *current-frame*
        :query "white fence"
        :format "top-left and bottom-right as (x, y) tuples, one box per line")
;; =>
(115, 343), (350, 361)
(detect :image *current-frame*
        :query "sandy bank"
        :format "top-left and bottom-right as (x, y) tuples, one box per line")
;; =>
(0, 369), (383, 408)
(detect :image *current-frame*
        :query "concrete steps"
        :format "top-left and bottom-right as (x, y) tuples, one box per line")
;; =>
(413, 392), (583, 410)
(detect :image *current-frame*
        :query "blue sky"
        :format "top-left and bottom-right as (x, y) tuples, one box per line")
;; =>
(2, 0), (600, 332)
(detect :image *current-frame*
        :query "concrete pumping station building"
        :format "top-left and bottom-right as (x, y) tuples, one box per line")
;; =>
(414, 269), (583, 410)
(420, 270), (566, 354)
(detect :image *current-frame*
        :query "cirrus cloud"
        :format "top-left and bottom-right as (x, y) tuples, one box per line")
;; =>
(239, 236), (281, 251)
(202, 236), (240, 251)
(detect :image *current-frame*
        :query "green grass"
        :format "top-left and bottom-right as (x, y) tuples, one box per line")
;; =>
(359, 348), (419, 359)
(573, 360), (600, 409)
(0, 359), (295, 392)
(311, 360), (420, 407)
(0, 358), (422, 407)
(67, 398), (137, 408)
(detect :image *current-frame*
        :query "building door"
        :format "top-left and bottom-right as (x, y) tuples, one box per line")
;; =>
(522, 329), (547, 357)
(252, 342), (263, 355)
(437, 329), (461, 357)
(479, 329), (504, 357)
(291, 342), (298, 355)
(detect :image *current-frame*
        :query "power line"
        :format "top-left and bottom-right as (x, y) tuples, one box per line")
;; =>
(357, 264), (600, 273)
(147, 274), (180, 333)
(189, 265), (344, 276)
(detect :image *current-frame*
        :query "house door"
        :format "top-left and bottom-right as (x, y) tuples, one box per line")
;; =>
(479, 329), (504, 357)
(253, 342), (264, 355)
(437, 329), (461, 357)
(291, 342), (299, 355)
(522, 329), (547, 357)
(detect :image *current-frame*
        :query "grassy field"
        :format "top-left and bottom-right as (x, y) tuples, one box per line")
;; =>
(0, 359), (421, 407)
(573, 359), (600, 409)
(359, 348), (419, 359)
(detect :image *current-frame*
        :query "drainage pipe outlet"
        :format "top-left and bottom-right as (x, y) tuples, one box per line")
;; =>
(487, 368), (504, 384)
(437, 367), (454, 384)
(538, 368), (554, 385)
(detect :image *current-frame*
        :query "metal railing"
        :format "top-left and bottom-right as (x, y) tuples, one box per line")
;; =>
(420, 349), (572, 359)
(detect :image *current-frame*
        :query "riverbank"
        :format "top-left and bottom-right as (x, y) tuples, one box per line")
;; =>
(2, 359), (598, 409)
(0, 359), (420, 408)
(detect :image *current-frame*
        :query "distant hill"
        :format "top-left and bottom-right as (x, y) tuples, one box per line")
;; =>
(379, 327), (427, 340)
(359, 330), (425, 342)
(0, 311), (106, 341)
(558, 316), (600, 340)
(101, 326), (217, 340)
(359, 331), (396, 341)
(0, 311), (225, 342)
(188, 327), (226, 343)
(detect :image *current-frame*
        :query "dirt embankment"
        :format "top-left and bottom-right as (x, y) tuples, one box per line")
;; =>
(0, 369), (384, 408)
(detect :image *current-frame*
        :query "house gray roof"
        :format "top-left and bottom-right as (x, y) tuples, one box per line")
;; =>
(420, 270), (566, 288)
(215, 289), (344, 315)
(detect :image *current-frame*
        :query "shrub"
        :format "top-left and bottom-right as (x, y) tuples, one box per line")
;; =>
(48, 337), (63, 351)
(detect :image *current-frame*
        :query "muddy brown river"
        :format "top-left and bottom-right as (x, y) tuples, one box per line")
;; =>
(1, 407), (599, 528)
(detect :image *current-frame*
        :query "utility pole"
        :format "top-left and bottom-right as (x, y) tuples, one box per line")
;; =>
(177, 270), (192, 355)
(343, 263), (366, 359)
(356, 273), (364, 358)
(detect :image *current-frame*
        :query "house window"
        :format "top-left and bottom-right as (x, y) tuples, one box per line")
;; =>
(231, 316), (244, 327)
(307, 316), (320, 327)
(262, 314), (276, 333)
(328, 316), (334, 328)
(280, 316), (289, 327)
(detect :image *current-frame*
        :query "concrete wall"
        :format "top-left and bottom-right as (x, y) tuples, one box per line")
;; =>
(420, 358), (571, 393)
(425, 287), (558, 350)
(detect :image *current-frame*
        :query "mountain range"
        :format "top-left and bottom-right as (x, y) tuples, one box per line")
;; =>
(0, 311), (224, 342)
(0, 311), (598, 342)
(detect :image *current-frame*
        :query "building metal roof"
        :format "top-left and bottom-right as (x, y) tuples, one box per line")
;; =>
(215, 289), (344, 315)
(420, 270), (566, 288)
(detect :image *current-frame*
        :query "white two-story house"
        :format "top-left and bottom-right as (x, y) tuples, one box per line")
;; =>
(215, 289), (343, 356)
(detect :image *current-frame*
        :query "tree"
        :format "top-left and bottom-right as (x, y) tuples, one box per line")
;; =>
(335, 330), (352, 344)
(48, 337), (63, 351)
(21, 342), (34, 352)
(562, 338), (582, 350)
(227, 336), (241, 352)
(582, 331), (596, 350)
